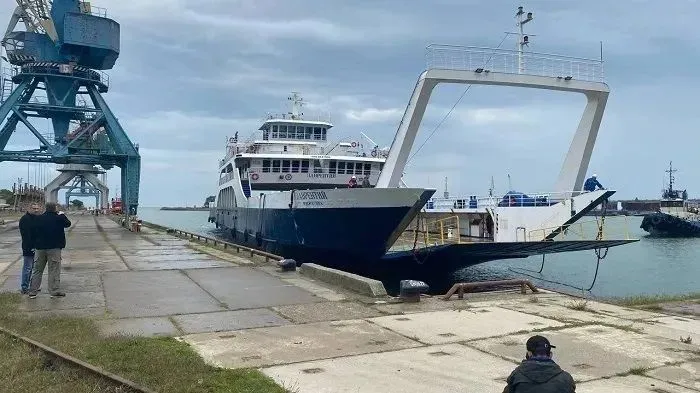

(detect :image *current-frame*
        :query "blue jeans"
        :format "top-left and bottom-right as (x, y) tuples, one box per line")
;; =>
(20, 255), (34, 292)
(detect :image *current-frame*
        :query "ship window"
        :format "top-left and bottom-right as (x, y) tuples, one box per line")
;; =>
(305, 126), (312, 140)
(379, 163), (384, 171)
(271, 125), (278, 139)
(292, 160), (300, 173)
(272, 160), (281, 173)
(337, 162), (346, 175)
(313, 127), (322, 140)
(262, 160), (270, 173)
(296, 126), (304, 139)
(313, 159), (323, 173)
(272, 125), (278, 132)
(364, 163), (371, 176)
(282, 160), (291, 172)
(263, 130), (269, 140)
(301, 160), (309, 173)
(279, 125), (287, 139)
(283, 145), (288, 152)
(329, 161), (337, 174)
(322, 128), (327, 140)
(355, 162), (362, 174)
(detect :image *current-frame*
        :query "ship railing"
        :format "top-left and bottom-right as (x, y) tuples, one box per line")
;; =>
(425, 190), (584, 210)
(526, 216), (633, 242)
(392, 215), (465, 251)
(426, 44), (604, 83)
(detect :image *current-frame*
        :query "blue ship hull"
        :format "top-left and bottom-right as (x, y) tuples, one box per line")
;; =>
(211, 190), (433, 268)
(640, 212), (700, 237)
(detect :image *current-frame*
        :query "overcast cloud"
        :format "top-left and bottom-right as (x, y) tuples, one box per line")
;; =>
(1, 0), (699, 207)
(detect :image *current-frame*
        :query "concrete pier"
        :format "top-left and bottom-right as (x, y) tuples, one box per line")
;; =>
(1, 216), (698, 392)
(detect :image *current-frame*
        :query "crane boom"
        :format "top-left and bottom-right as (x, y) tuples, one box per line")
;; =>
(15, 0), (58, 41)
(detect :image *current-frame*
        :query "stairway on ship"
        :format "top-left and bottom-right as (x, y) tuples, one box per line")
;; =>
(241, 180), (251, 198)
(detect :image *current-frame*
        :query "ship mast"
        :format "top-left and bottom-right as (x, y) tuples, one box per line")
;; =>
(666, 161), (676, 194)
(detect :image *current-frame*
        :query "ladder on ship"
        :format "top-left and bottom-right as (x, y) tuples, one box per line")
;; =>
(241, 179), (251, 198)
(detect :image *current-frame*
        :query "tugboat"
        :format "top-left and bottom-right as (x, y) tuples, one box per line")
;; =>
(640, 162), (700, 237)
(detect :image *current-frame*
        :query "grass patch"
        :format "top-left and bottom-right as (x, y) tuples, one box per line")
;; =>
(0, 294), (288, 393)
(567, 299), (592, 312)
(608, 293), (700, 307)
(621, 366), (649, 376)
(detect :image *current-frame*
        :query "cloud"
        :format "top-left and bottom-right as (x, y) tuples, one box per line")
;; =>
(456, 107), (528, 126)
(345, 107), (403, 123)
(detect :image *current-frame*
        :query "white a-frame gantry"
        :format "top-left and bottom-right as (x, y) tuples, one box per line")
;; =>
(375, 44), (609, 195)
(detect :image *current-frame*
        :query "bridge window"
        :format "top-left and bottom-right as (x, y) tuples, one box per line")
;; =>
(364, 163), (371, 176)
(296, 126), (305, 139)
(292, 160), (300, 173)
(271, 125), (278, 139)
(279, 125), (287, 139)
(262, 160), (270, 173)
(313, 159), (323, 173)
(301, 160), (309, 173)
(322, 128), (327, 140)
(272, 160), (280, 173)
(313, 127), (322, 140)
(337, 162), (346, 175)
(329, 161), (337, 174)
(282, 160), (291, 172)
(354, 162), (362, 174)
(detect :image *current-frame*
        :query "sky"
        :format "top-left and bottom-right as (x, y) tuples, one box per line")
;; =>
(1, 0), (700, 207)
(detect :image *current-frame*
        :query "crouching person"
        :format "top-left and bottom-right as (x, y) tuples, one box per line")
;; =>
(502, 335), (575, 393)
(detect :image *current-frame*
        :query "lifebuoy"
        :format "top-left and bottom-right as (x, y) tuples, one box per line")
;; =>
(371, 150), (377, 157)
(351, 142), (357, 148)
(284, 174), (292, 180)
(251, 173), (259, 181)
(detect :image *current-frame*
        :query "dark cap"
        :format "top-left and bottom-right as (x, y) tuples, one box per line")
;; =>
(526, 335), (556, 354)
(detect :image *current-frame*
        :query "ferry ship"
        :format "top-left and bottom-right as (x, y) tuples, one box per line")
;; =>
(640, 162), (700, 237)
(208, 93), (434, 265)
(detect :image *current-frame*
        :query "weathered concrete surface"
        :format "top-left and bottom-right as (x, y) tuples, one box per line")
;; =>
(369, 306), (565, 344)
(0, 215), (336, 338)
(2, 215), (698, 392)
(300, 263), (388, 297)
(263, 343), (516, 393)
(179, 319), (423, 368)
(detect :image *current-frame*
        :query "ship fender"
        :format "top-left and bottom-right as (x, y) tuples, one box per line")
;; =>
(651, 215), (662, 225)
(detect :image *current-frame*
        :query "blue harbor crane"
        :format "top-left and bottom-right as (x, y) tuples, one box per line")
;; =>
(0, 0), (140, 214)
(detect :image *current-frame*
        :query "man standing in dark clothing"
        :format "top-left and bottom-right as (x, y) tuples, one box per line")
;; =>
(18, 203), (41, 294)
(27, 202), (72, 299)
(502, 335), (575, 393)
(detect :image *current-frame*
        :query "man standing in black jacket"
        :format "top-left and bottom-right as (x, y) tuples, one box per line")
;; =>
(18, 203), (41, 294)
(502, 335), (576, 393)
(27, 202), (72, 299)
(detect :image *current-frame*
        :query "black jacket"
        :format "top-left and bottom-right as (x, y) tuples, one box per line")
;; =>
(18, 213), (37, 256)
(503, 359), (575, 393)
(34, 211), (72, 250)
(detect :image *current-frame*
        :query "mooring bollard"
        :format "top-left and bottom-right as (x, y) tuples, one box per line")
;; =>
(278, 259), (297, 272)
(399, 280), (429, 303)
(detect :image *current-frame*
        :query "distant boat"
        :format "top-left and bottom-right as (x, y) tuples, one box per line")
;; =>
(640, 162), (700, 237)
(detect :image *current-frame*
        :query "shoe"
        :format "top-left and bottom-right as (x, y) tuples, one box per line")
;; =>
(20, 289), (28, 294)
(28, 293), (37, 299)
(50, 292), (66, 298)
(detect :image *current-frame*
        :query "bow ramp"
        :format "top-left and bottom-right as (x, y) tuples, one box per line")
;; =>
(376, 44), (609, 195)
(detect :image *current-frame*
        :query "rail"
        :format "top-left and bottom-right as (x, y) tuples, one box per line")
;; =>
(442, 279), (539, 300)
(526, 216), (632, 242)
(426, 44), (604, 83)
(0, 326), (157, 393)
(13, 63), (110, 89)
(425, 190), (585, 210)
(136, 220), (284, 263)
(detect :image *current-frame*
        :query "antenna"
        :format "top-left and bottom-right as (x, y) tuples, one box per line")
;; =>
(666, 161), (676, 192)
(489, 175), (495, 197)
(288, 92), (304, 120)
(444, 176), (449, 199)
(507, 174), (512, 190)
(514, 5), (534, 74)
